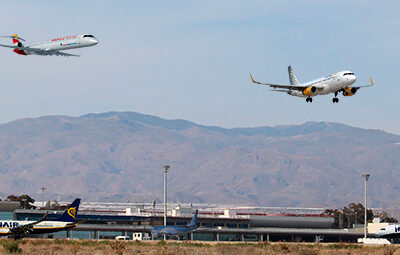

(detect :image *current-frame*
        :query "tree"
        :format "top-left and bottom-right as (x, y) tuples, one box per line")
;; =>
(324, 203), (373, 229)
(373, 210), (398, 223)
(6, 195), (19, 202)
(5, 194), (36, 209)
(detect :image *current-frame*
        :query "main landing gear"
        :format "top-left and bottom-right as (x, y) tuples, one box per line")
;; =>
(332, 92), (339, 103)
(306, 97), (313, 103)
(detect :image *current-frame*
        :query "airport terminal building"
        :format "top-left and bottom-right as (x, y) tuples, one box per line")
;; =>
(8, 202), (368, 242)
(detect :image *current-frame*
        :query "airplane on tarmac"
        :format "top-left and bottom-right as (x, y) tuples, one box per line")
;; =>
(250, 66), (374, 103)
(375, 224), (400, 239)
(0, 198), (80, 239)
(0, 34), (98, 57)
(152, 210), (199, 239)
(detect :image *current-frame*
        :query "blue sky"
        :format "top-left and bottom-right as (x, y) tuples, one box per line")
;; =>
(0, 1), (399, 134)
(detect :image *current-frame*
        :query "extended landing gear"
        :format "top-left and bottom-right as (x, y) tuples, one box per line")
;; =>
(306, 97), (313, 103)
(332, 91), (339, 103)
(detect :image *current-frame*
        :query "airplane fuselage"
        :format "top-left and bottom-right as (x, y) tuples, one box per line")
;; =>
(0, 220), (76, 236)
(19, 35), (98, 55)
(152, 225), (197, 236)
(375, 224), (400, 239)
(288, 71), (356, 98)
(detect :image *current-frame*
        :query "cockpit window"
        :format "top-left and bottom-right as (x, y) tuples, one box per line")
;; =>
(83, 35), (94, 38)
(343, 73), (354, 76)
(380, 228), (386, 231)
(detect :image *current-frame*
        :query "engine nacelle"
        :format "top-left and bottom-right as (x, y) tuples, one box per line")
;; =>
(303, 86), (317, 96)
(13, 42), (23, 47)
(343, 87), (357, 96)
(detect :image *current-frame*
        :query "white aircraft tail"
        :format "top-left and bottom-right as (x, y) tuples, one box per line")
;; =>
(288, 66), (300, 86)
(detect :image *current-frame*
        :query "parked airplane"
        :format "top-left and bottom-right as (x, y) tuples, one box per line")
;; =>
(0, 34), (98, 57)
(152, 210), (199, 239)
(0, 198), (80, 239)
(250, 66), (373, 103)
(375, 224), (400, 239)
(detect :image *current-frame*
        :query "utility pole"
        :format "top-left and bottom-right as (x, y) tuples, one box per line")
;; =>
(162, 165), (170, 240)
(362, 173), (370, 239)
(41, 187), (46, 208)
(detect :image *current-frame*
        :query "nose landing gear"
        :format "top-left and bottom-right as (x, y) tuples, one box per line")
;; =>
(306, 97), (313, 103)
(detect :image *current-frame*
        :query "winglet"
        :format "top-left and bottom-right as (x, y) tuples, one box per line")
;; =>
(370, 76), (374, 86)
(249, 73), (255, 83)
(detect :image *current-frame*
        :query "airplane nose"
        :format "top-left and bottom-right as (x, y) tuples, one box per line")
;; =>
(88, 38), (98, 45)
(350, 75), (356, 84)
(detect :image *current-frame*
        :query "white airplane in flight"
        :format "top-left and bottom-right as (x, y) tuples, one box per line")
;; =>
(0, 34), (98, 57)
(250, 66), (373, 103)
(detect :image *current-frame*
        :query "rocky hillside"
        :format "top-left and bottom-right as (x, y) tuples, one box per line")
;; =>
(0, 111), (399, 208)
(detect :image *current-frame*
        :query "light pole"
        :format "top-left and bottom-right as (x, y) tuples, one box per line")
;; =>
(362, 173), (370, 239)
(162, 164), (170, 240)
(41, 187), (46, 208)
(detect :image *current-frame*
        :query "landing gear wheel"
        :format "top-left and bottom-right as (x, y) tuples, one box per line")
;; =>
(332, 98), (339, 103)
(306, 97), (312, 103)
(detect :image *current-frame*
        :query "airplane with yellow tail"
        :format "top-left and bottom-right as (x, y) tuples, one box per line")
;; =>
(250, 66), (373, 103)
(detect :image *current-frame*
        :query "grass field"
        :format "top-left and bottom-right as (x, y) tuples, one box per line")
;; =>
(1, 239), (400, 255)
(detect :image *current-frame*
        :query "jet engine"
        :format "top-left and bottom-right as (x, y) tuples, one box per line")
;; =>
(302, 86), (317, 96)
(342, 87), (358, 96)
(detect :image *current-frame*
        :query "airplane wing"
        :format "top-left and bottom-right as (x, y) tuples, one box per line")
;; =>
(0, 44), (80, 57)
(47, 51), (80, 57)
(9, 212), (48, 236)
(354, 77), (374, 88)
(27, 48), (80, 57)
(250, 73), (321, 91)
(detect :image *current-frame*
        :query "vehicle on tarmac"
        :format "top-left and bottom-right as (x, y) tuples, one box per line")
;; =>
(0, 34), (98, 57)
(250, 66), (373, 103)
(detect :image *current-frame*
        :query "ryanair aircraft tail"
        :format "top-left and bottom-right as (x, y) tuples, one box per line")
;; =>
(288, 66), (300, 86)
(188, 210), (198, 227)
(55, 198), (80, 222)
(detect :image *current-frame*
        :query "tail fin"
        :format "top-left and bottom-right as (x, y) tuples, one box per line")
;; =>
(288, 66), (300, 86)
(55, 198), (81, 222)
(188, 210), (198, 227)
(12, 34), (20, 45)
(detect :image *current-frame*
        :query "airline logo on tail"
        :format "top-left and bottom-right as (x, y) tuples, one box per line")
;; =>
(12, 34), (20, 44)
(67, 207), (77, 220)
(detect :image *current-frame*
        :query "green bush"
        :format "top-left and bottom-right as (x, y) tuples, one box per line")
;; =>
(2, 240), (22, 254)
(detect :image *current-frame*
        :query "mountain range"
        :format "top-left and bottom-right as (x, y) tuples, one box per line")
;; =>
(0, 111), (399, 210)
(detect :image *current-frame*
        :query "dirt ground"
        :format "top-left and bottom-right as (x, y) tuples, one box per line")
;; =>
(1, 239), (400, 255)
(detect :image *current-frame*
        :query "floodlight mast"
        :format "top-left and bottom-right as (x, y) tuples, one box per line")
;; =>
(362, 173), (370, 239)
(162, 164), (170, 240)
(41, 187), (46, 208)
